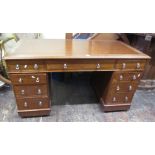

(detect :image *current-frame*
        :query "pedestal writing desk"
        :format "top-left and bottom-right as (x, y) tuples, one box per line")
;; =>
(4, 39), (150, 117)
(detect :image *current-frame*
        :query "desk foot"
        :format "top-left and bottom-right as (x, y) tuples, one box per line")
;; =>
(100, 98), (131, 112)
(18, 109), (51, 118)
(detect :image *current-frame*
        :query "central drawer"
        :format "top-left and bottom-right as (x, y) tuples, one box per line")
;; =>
(46, 59), (115, 71)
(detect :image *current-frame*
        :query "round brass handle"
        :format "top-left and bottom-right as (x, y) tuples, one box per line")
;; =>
(24, 102), (28, 107)
(36, 77), (40, 83)
(137, 73), (141, 78)
(96, 64), (100, 69)
(112, 97), (116, 102)
(64, 64), (67, 69)
(132, 75), (136, 80)
(18, 78), (23, 83)
(37, 89), (41, 94)
(119, 75), (123, 80)
(21, 89), (25, 95)
(125, 96), (128, 102)
(16, 64), (20, 70)
(38, 101), (42, 106)
(34, 64), (39, 70)
(122, 63), (126, 69)
(116, 85), (120, 91)
(128, 85), (132, 91)
(136, 63), (140, 69)
(24, 65), (28, 69)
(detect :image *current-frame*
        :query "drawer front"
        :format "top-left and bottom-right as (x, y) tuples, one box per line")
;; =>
(47, 60), (115, 71)
(14, 85), (48, 97)
(113, 71), (143, 81)
(105, 93), (133, 104)
(111, 82), (138, 93)
(16, 97), (50, 110)
(116, 60), (146, 70)
(6, 60), (46, 73)
(9, 73), (47, 85)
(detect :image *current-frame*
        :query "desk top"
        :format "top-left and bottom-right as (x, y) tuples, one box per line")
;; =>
(4, 39), (150, 60)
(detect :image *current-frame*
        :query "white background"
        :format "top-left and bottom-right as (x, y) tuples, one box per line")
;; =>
(1, 0), (155, 155)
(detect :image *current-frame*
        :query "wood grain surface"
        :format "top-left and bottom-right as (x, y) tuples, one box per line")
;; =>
(4, 39), (150, 60)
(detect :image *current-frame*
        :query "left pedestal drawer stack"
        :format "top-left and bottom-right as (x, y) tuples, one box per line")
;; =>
(6, 60), (51, 117)
(9, 73), (51, 117)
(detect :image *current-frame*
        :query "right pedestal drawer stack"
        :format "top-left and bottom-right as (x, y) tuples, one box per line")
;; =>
(102, 71), (143, 111)
(102, 59), (147, 112)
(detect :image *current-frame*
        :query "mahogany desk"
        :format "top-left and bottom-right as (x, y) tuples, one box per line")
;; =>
(4, 39), (150, 117)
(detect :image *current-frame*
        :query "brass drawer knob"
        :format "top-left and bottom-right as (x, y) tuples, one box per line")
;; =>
(24, 102), (28, 107)
(132, 75), (136, 80)
(112, 97), (116, 102)
(136, 63), (140, 69)
(96, 64), (100, 69)
(119, 75), (123, 80)
(16, 64), (20, 70)
(137, 73), (141, 77)
(128, 85), (132, 91)
(122, 63), (126, 69)
(34, 64), (39, 70)
(125, 96), (128, 102)
(116, 85), (120, 91)
(64, 64), (67, 69)
(24, 65), (28, 69)
(21, 89), (25, 95)
(38, 101), (42, 106)
(18, 78), (23, 83)
(37, 89), (42, 94)
(31, 76), (40, 83)
(36, 77), (40, 83)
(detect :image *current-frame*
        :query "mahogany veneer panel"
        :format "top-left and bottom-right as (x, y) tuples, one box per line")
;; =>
(113, 71), (143, 81)
(47, 59), (115, 72)
(18, 109), (51, 117)
(4, 39), (150, 60)
(116, 59), (146, 70)
(16, 97), (50, 110)
(105, 92), (134, 104)
(13, 84), (48, 98)
(9, 73), (47, 85)
(6, 60), (46, 73)
(110, 82), (139, 93)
